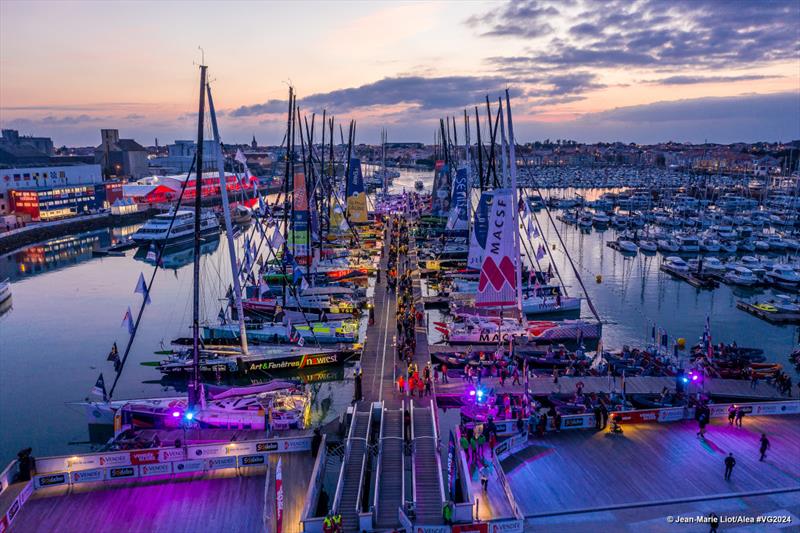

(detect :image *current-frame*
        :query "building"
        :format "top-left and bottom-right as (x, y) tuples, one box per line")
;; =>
(0, 129), (54, 156)
(122, 171), (256, 205)
(149, 140), (218, 173)
(0, 164), (103, 215)
(9, 184), (99, 221)
(94, 129), (149, 179)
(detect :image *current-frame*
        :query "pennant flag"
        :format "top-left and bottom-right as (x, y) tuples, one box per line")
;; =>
(235, 149), (248, 166)
(218, 307), (227, 324)
(536, 244), (546, 261)
(122, 307), (135, 335)
(134, 273), (151, 305)
(270, 227), (285, 249)
(92, 373), (108, 401)
(527, 217), (536, 237)
(259, 280), (270, 297)
(292, 266), (303, 285)
(276, 457), (284, 533)
(300, 276), (309, 292)
(107, 341), (120, 362)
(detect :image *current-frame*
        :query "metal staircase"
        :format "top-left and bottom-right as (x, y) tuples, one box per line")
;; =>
(411, 400), (445, 525)
(333, 408), (371, 532)
(374, 403), (404, 529)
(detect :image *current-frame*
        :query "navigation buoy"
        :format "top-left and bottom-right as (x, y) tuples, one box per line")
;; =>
(596, 275), (602, 283)
(677, 337), (686, 349)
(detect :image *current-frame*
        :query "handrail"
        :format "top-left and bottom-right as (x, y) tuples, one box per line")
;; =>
(491, 449), (524, 520)
(410, 399), (417, 506)
(400, 400), (406, 517)
(429, 398), (446, 506)
(373, 402), (386, 520)
(301, 434), (328, 521)
(354, 408), (373, 518)
(0, 459), (18, 494)
(453, 426), (474, 507)
(332, 407), (359, 513)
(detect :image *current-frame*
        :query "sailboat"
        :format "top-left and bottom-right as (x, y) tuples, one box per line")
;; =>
(81, 65), (314, 438)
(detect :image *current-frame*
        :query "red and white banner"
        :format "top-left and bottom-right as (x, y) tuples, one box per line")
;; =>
(275, 457), (284, 533)
(476, 189), (518, 307)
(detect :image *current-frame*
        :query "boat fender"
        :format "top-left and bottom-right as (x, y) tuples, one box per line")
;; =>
(596, 275), (602, 283)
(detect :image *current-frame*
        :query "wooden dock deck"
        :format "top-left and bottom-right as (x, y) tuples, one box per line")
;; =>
(12, 468), (267, 533)
(503, 415), (800, 518)
(435, 375), (789, 400)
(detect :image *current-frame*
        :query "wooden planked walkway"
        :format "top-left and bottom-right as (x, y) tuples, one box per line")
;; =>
(503, 415), (800, 517)
(436, 375), (788, 400)
(267, 452), (315, 533)
(12, 468), (267, 533)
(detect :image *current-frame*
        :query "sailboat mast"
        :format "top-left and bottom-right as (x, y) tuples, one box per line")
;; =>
(190, 64), (207, 410)
(207, 81), (248, 355)
(504, 89), (524, 319)
(282, 88), (293, 303)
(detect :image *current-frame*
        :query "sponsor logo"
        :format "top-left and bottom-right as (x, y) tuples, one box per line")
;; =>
(174, 460), (204, 473)
(256, 442), (278, 453)
(141, 463), (171, 476)
(71, 469), (103, 483)
(98, 454), (129, 467)
(108, 467), (135, 478)
(206, 457), (236, 470)
(7, 500), (20, 520)
(240, 454), (265, 465)
(158, 449), (186, 462)
(37, 474), (67, 487)
(563, 417), (585, 427)
(129, 450), (159, 465)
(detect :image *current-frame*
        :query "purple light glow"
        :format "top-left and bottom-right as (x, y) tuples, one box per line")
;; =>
(172, 411), (180, 417)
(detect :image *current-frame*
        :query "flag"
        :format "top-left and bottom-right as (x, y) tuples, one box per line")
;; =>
(705, 316), (713, 360)
(107, 341), (120, 362)
(651, 323), (656, 343)
(297, 336), (305, 347)
(122, 307), (135, 335)
(300, 276), (309, 292)
(218, 307), (227, 324)
(527, 217), (536, 237)
(92, 373), (108, 401)
(293, 267), (303, 285)
(536, 244), (546, 260)
(146, 243), (157, 262)
(235, 149), (248, 166)
(259, 280), (270, 297)
(270, 227), (285, 249)
(134, 273), (151, 305)
(276, 457), (284, 533)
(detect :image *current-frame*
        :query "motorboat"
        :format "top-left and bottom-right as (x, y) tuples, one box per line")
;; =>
(592, 212), (610, 226)
(700, 238), (721, 253)
(577, 213), (593, 228)
(689, 257), (726, 274)
(724, 266), (759, 286)
(132, 209), (220, 246)
(637, 240), (658, 253)
(765, 264), (800, 288)
(739, 239), (756, 253)
(617, 239), (638, 254)
(765, 234), (789, 251)
(657, 238), (680, 253)
(231, 205), (252, 225)
(521, 286), (582, 315)
(719, 241), (738, 254)
(676, 234), (700, 253)
(754, 237), (771, 252)
(663, 256), (689, 273)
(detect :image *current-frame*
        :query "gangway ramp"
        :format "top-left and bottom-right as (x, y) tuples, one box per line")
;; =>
(411, 399), (445, 525)
(333, 408), (371, 532)
(374, 403), (405, 529)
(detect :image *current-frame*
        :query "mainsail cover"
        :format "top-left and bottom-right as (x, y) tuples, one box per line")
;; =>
(476, 189), (518, 307)
(446, 167), (469, 231)
(468, 190), (493, 269)
(346, 158), (368, 223)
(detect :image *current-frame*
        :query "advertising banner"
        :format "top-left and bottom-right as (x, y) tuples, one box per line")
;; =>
(70, 468), (104, 484)
(476, 189), (518, 308)
(346, 159), (368, 223)
(139, 463), (172, 477)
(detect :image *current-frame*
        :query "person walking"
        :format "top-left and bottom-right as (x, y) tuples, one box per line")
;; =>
(441, 363), (449, 384)
(759, 433), (770, 461)
(735, 406), (745, 428)
(727, 405), (737, 426)
(724, 453), (736, 480)
(479, 465), (489, 491)
(708, 512), (720, 532)
(696, 413), (708, 439)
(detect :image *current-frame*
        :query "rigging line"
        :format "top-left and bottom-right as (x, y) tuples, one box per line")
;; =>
(526, 177), (602, 324)
(109, 156), (198, 399)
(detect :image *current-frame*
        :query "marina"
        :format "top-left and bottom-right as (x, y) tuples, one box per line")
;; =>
(1, 4), (799, 530)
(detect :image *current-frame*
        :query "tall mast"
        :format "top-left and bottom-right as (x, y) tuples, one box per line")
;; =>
(207, 80), (248, 355)
(282, 88), (293, 303)
(504, 90), (524, 319)
(190, 64), (207, 410)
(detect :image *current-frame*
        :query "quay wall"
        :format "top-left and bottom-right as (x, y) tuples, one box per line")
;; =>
(0, 209), (153, 255)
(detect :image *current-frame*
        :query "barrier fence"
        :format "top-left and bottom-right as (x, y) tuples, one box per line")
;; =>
(0, 435), (311, 532)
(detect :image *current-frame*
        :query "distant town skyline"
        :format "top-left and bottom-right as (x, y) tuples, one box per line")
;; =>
(1, 0), (798, 146)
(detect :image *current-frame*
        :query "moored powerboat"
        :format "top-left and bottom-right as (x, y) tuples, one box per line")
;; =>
(724, 266), (759, 286)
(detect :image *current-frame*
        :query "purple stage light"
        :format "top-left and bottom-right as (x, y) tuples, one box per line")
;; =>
(172, 411), (181, 417)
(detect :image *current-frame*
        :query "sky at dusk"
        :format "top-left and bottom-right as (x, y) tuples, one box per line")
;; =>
(1, 0), (798, 146)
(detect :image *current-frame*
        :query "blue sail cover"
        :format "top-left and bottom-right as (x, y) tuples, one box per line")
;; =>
(446, 167), (469, 232)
